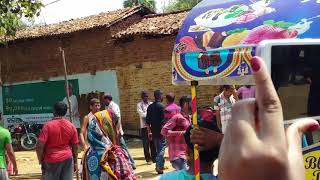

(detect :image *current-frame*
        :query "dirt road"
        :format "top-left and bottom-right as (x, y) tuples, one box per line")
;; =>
(10, 138), (173, 180)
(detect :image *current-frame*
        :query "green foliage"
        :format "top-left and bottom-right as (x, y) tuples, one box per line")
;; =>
(164, 0), (201, 13)
(0, 0), (42, 38)
(123, 0), (156, 11)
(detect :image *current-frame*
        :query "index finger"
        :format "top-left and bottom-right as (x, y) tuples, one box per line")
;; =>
(251, 56), (285, 143)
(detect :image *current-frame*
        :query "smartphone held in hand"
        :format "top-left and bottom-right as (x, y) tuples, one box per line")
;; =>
(256, 39), (320, 74)
(256, 39), (320, 144)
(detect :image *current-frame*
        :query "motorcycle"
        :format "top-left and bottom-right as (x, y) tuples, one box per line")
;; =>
(8, 119), (42, 151)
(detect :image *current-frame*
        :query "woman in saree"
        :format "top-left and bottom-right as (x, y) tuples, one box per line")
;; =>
(82, 109), (136, 180)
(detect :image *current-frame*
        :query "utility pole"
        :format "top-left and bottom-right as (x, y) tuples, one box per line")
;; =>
(59, 47), (79, 180)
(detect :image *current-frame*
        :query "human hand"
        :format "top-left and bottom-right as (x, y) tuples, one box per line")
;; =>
(179, 131), (186, 136)
(190, 126), (223, 151)
(148, 132), (152, 141)
(13, 165), (18, 176)
(219, 56), (320, 180)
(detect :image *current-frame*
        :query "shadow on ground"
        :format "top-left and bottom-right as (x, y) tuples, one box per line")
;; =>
(132, 156), (169, 161)
(10, 173), (41, 180)
(135, 169), (160, 179)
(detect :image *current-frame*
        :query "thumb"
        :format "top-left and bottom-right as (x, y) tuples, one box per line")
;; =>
(287, 119), (319, 155)
(286, 119), (319, 180)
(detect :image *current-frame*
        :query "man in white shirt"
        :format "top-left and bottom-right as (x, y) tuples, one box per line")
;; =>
(137, 91), (156, 165)
(214, 85), (239, 134)
(62, 84), (80, 130)
(104, 93), (136, 169)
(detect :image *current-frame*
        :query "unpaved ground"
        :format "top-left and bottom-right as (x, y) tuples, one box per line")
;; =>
(10, 138), (174, 180)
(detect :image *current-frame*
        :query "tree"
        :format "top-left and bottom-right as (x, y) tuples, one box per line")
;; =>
(123, 0), (156, 12)
(164, 0), (202, 13)
(0, 0), (42, 38)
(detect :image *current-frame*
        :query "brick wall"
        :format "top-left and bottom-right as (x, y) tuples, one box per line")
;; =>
(0, 13), (144, 83)
(0, 28), (115, 83)
(117, 60), (219, 131)
(0, 27), (219, 132)
(114, 36), (220, 131)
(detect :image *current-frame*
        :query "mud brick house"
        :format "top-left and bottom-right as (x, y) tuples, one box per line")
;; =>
(0, 6), (219, 134)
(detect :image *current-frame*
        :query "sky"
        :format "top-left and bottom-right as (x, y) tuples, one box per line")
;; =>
(35, 0), (171, 25)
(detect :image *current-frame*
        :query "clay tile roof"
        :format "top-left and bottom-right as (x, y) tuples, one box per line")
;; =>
(2, 5), (150, 42)
(113, 10), (188, 39)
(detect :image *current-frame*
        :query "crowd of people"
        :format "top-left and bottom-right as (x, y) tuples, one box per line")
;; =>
(136, 84), (256, 176)
(0, 57), (318, 180)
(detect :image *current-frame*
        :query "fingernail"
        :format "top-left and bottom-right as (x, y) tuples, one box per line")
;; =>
(251, 56), (261, 72)
(307, 124), (320, 132)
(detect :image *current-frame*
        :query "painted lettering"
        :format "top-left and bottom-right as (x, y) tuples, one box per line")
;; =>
(306, 156), (317, 169)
